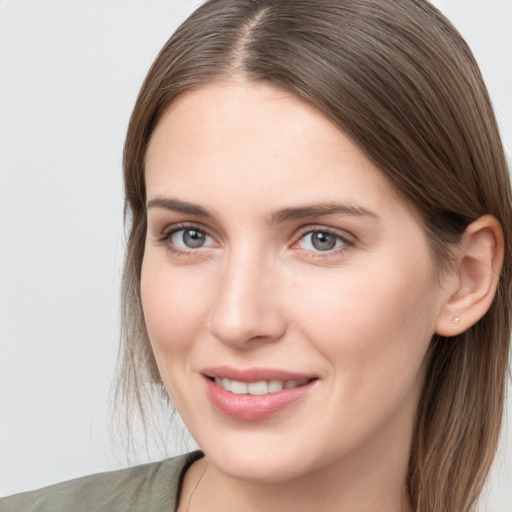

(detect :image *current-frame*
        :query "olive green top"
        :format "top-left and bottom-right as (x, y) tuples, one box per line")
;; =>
(0, 451), (203, 512)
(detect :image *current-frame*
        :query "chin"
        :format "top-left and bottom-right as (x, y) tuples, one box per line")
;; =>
(193, 427), (330, 484)
(208, 449), (314, 483)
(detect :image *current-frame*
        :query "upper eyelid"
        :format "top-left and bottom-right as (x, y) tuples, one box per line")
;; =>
(293, 225), (356, 243)
(155, 224), (217, 253)
(157, 222), (214, 238)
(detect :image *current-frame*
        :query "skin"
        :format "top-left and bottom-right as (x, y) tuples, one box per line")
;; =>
(141, 80), (460, 512)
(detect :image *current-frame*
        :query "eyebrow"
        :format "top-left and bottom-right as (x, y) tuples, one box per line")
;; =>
(146, 197), (379, 223)
(270, 202), (379, 223)
(146, 197), (214, 218)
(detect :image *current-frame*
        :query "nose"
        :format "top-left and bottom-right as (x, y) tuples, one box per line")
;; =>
(207, 249), (287, 348)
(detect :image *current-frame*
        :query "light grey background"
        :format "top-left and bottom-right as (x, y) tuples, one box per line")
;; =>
(0, 1), (511, 509)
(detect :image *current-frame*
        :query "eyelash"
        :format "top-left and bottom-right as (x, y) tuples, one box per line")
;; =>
(293, 226), (355, 258)
(155, 223), (355, 258)
(155, 223), (214, 257)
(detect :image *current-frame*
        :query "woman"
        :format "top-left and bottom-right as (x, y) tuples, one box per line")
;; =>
(1, 0), (511, 510)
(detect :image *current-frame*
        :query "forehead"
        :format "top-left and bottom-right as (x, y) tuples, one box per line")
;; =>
(144, 81), (409, 220)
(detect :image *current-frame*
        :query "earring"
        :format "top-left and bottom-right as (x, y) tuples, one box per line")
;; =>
(453, 316), (460, 323)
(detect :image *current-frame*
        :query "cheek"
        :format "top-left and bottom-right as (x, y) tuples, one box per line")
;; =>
(140, 254), (212, 359)
(289, 260), (436, 399)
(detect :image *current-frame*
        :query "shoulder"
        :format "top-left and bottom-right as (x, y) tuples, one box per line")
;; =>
(0, 451), (203, 512)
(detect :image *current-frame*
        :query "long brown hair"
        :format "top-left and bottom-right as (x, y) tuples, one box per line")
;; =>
(116, 1), (512, 510)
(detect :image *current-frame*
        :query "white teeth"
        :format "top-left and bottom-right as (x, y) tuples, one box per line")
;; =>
(214, 377), (310, 394)
(222, 377), (231, 392)
(248, 381), (268, 395)
(268, 380), (284, 393)
(230, 380), (248, 394)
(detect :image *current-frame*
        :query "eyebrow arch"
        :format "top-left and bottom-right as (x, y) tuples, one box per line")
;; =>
(146, 196), (379, 223)
(270, 202), (379, 223)
(146, 197), (214, 218)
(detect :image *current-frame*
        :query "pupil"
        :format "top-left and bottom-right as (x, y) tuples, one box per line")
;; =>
(183, 229), (205, 248)
(312, 232), (336, 251)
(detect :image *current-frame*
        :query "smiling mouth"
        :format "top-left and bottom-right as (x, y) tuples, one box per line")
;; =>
(203, 371), (318, 420)
(211, 377), (313, 395)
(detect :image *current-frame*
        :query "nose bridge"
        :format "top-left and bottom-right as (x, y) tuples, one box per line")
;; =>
(207, 243), (285, 347)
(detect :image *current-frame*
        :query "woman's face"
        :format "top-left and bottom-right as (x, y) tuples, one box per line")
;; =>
(142, 81), (450, 483)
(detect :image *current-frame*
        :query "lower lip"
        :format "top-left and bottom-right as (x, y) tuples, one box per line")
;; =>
(204, 377), (316, 421)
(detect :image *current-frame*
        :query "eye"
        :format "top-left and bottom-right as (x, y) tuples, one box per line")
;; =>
(295, 228), (352, 253)
(157, 224), (217, 253)
(171, 228), (210, 249)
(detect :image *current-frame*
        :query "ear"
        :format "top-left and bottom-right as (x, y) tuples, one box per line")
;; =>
(436, 215), (504, 337)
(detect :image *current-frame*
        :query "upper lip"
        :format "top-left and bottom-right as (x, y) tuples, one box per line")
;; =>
(201, 366), (317, 382)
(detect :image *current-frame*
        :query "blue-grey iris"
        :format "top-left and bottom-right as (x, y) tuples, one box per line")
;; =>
(183, 229), (205, 248)
(311, 232), (337, 251)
